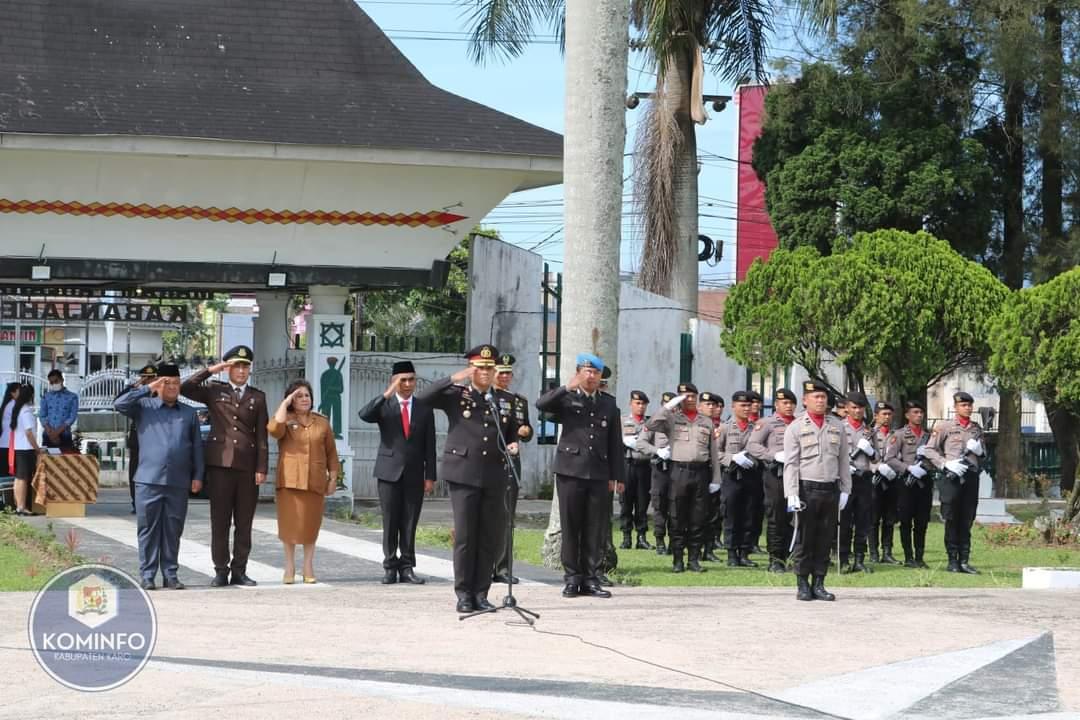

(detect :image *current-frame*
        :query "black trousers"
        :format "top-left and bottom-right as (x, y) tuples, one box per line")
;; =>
(763, 465), (793, 561)
(620, 460), (652, 533)
(871, 478), (899, 554)
(377, 478), (425, 570)
(751, 476), (766, 548)
(939, 470), (979, 553)
(492, 457), (520, 578)
(207, 466), (259, 575)
(669, 464), (709, 557)
(556, 474), (609, 586)
(128, 441), (139, 507)
(449, 479), (505, 599)
(897, 476), (933, 559)
(839, 472), (873, 560)
(722, 467), (761, 552)
(702, 486), (724, 548)
(650, 464), (671, 539)
(791, 480), (839, 577)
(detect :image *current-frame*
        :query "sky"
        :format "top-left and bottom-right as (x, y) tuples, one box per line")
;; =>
(355, 0), (819, 288)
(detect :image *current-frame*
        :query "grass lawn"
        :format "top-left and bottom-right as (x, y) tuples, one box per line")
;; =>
(0, 513), (85, 591)
(390, 513), (1078, 589)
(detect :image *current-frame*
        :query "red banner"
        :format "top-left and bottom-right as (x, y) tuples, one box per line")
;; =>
(736, 85), (779, 282)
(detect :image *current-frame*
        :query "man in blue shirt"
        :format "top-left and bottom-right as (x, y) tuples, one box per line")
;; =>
(115, 364), (204, 590)
(40, 369), (79, 450)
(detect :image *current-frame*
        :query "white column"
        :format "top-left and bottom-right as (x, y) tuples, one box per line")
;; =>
(305, 284), (354, 513)
(252, 291), (292, 367)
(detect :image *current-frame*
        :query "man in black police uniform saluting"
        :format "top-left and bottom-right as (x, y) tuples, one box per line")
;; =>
(491, 353), (534, 585)
(417, 345), (522, 612)
(358, 360), (437, 585)
(181, 345), (269, 587)
(536, 353), (624, 599)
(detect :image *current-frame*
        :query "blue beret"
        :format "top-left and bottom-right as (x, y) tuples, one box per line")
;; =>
(575, 353), (605, 372)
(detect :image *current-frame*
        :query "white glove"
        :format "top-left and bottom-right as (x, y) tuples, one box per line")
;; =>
(656, 446), (671, 460)
(708, 482), (721, 494)
(945, 459), (968, 477)
(733, 451), (754, 469)
(915, 445), (928, 459)
(966, 438), (984, 457)
(786, 494), (802, 512)
(623, 435), (637, 449)
(664, 394), (686, 410)
(907, 464), (927, 479)
(856, 438), (876, 457)
(774, 451), (786, 464)
(877, 463), (897, 481)
(839, 492), (849, 511)
(849, 464), (858, 476)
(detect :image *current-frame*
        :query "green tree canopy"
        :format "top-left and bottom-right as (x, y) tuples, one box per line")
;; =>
(989, 268), (1080, 412)
(722, 229), (1008, 400)
(752, 1), (995, 257)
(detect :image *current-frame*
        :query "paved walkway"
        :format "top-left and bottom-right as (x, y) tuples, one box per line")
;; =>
(3, 490), (1077, 719)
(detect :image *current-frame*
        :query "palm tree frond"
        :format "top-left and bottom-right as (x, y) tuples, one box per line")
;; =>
(701, 0), (774, 84)
(458, 0), (565, 65)
(635, 81), (684, 296)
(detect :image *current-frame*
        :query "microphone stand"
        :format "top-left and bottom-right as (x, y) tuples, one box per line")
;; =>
(459, 392), (540, 625)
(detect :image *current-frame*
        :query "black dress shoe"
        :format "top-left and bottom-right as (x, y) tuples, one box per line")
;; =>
(163, 577), (185, 590)
(796, 575), (814, 601)
(672, 559), (685, 573)
(580, 583), (612, 598)
(456, 598), (477, 612)
(596, 574), (614, 587)
(768, 560), (787, 574)
(140, 578), (156, 591)
(903, 558), (920, 568)
(210, 572), (230, 587)
(381, 569), (399, 584)
(881, 552), (902, 565)
(687, 558), (706, 573)
(474, 595), (496, 611)
(561, 583), (579, 597)
(619, 533), (632, 550)
(230, 573), (257, 586)
(398, 568), (425, 585)
(491, 573), (519, 585)
(958, 562), (979, 575)
(656, 541), (669, 555)
(635, 534), (653, 550)
(702, 550), (722, 562)
(737, 552), (757, 568)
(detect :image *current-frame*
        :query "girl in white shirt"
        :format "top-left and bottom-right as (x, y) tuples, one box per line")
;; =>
(9, 385), (43, 515)
(0, 382), (19, 455)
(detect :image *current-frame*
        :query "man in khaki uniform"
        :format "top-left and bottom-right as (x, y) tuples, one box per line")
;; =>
(637, 391), (674, 554)
(922, 391), (984, 574)
(698, 392), (724, 562)
(619, 390), (653, 550)
(747, 388), (797, 573)
(719, 390), (760, 568)
(643, 383), (720, 573)
(839, 391), (875, 574)
(884, 400), (933, 568)
(870, 401), (901, 564)
(784, 380), (851, 601)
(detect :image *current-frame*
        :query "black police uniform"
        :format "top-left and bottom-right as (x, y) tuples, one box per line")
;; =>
(417, 346), (522, 611)
(491, 354), (534, 583)
(536, 375), (624, 595)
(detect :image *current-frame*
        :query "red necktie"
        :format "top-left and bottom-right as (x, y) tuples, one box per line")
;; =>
(401, 401), (410, 439)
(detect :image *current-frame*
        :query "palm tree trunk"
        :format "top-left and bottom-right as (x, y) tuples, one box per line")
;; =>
(542, 0), (629, 568)
(665, 48), (700, 322)
(993, 73), (1026, 497)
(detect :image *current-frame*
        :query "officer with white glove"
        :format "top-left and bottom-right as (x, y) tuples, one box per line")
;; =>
(922, 391), (984, 574)
(783, 380), (851, 602)
(746, 388), (800, 573)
